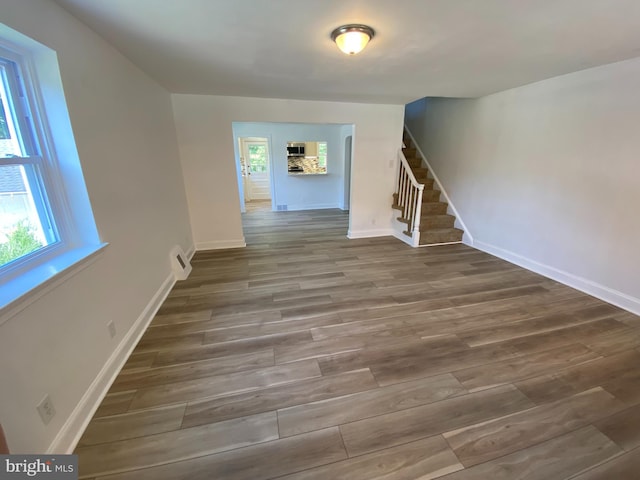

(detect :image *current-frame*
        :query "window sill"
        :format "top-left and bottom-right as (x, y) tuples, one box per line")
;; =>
(288, 172), (329, 176)
(0, 243), (109, 325)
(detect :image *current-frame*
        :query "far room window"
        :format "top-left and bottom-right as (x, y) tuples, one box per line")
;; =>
(317, 142), (327, 169)
(0, 26), (103, 314)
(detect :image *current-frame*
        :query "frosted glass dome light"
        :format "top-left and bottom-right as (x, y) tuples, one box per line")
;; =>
(331, 25), (375, 55)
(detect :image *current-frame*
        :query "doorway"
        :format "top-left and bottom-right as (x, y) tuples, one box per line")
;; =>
(240, 137), (271, 202)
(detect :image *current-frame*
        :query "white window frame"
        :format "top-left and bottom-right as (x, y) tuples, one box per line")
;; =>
(0, 28), (106, 319)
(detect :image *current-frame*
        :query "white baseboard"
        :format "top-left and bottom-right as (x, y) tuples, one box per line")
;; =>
(347, 228), (394, 239)
(196, 239), (246, 250)
(392, 230), (414, 247)
(185, 244), (196, 260)
(285, 203), (340, 211)
(474, 239), (640, 316)
(48, 273), (176, 453)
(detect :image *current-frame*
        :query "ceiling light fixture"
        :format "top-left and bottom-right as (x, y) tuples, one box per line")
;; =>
(331, 24), (375, 55)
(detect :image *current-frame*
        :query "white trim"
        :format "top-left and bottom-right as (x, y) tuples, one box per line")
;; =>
(185, 245), (196, 260)
(196, 239), (246, 250)
(391, 230), (414, 247)
(347, 228), (394, 239)
(0, 243), (108, 324)
(418, 241), (463, 248)
(474, 239), (640, 316)
(48, 273), (177, 453)
(284, 203), (340, 211)
(403, 126), (474, 244)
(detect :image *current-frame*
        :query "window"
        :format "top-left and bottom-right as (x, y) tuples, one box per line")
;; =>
(247, 144), (268, 173)
(317, 142), (327, 169)
(0, 55), (58, 268)
(0, 27), (103, 315)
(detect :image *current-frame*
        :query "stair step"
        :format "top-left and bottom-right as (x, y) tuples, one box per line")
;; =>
(420, 228), (464, 245)
(422, 202), (449, 214)
(407, 158), (422, 168)
(422, 189), (441, 202)
(402, 147), (417, 158)
(419, 214), (455, 230)
(412, 167), (428, 176)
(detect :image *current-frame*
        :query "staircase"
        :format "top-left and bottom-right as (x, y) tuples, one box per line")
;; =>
(393, 129), (464, 246)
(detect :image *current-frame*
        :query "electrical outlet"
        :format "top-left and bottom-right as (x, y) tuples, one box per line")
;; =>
(107, 320), (116, 339)
(37, 394), (56, 425)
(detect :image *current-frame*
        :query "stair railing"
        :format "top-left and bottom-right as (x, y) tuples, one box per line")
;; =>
(395, 149), (424, 246)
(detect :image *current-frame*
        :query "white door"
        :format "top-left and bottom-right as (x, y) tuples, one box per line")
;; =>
(242, 140), (271, 200)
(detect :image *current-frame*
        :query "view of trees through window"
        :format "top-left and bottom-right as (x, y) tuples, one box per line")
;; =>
(248, 144), (268, 173)
(318, 142), (327, 168)
(0, 60), (55, 268)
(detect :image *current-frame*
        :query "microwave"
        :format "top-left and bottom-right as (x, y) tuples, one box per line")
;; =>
(287, 144), (305, 156)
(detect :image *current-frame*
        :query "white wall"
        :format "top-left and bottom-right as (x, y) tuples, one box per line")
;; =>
(405, 56), (640, 314)
(172, 94), (404, 248)
(233, 122), (350, 211)
(0, 0), (192, 452)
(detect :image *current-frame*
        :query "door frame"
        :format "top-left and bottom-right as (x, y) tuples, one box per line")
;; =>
(235, 136), (275, 212)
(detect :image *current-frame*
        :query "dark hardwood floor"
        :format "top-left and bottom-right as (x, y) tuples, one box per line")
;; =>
(75, 203), (640, 479)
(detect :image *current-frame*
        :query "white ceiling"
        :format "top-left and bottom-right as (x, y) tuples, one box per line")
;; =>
(53, 0), (640, 104)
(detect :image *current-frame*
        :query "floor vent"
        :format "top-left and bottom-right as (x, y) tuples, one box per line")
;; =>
(170, 245), (192, 281)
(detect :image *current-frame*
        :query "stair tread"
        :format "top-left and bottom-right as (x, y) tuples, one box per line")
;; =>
(420, 215), (454, 221)
(423, 227), (463, 233)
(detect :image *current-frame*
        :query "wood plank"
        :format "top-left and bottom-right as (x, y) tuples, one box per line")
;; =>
(601, 368), (640, 406)
(277, 435), (462, 480)
(278, 374), (466, 437)
(150, 310), (212, 326)
(152, 333), (307, 367)
(581, 324), (640, 355)
(280, 297), (399, 321)
(312, 304), (531, 341)
(448, 285), (550, 307)
(120, 352), (157, 371)
(111, 349), (274, 392)
(78, 404), (186, 446)
(457, 304), (620, 347)
(452, 343), (601, 391)
(93, 391), (135, 418)
(77, 412), (278, 478)
(494, 317), (631, 355)
(438, 426), (621, 480)
(516, 350), (640, 404)
(370, 341), (523, 387)
(93, 427), (346, 480)
(594, 404), (640, 451)
(182, 369), (378, 428)
(202, 330), (313, 348)
(443, 386), (625, 467)
(340, 384), (533, 457)
(568, 448), (640, 480)
(202, 313), (342, 344)
(134, 332), (204, 353)
(274, 328), (424, 364)
(317, 334), (470, 378)
(129, 359), (321, 410)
